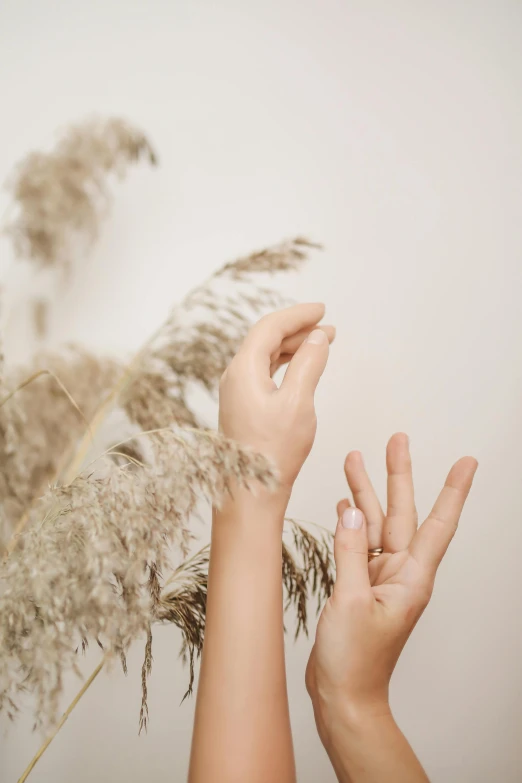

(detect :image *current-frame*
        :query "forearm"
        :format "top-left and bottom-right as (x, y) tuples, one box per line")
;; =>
(188, 488), (295, 783)
(322, 703), (429, 783)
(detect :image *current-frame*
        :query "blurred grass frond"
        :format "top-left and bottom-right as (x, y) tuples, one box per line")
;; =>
(3, 116), (157, 269)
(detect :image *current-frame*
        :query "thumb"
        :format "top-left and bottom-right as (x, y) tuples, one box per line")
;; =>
(280, 328), (330, 397)
(333, 507), (371, 597)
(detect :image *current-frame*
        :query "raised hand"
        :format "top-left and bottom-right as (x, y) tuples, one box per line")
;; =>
(306, 434), (478, 782)
(190, 303), (335, 783)
(219, 302), (335, 493)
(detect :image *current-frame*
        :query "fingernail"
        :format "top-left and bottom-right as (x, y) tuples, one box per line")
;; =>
(306, 329), (327, 345)
(342, 508), (363, 529)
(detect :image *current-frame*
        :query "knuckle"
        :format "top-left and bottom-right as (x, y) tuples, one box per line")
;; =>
(430, 512), (457, 534)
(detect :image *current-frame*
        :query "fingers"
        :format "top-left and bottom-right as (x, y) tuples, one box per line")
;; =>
(344, 452), (384, 551)
(240, 303), (327, 381)
(333, 507), (372, 597)
(409, 457), (478, 574)
(280, 324), (336, 357)
(280, 327), (330, 397)
(270, 324), (335, 376)
(383, 433), (417, 553)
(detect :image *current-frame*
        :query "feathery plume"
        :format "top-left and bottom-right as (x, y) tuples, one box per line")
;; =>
(3, 117), (157, 269)
(122, 238), (320, 431)
(156, 545), (210, 702)
(155, 520), (334, 704)
(0, 349), (120, 549)
(0, 428), (277, 728)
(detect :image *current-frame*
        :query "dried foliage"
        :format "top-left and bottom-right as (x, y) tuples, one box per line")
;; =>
(0, 349), (120, 550)
(122, 237), (319, 431)
(151, 519), (335, 718)
(0, 238), (318, 549)
(139, 629), (153, 734)
(3, 117), (157, 269)
(283, 519), (335, 631)
(0, 428), (277, 727)
(156, 545), (210, 703)
(0, 116), (330, 763)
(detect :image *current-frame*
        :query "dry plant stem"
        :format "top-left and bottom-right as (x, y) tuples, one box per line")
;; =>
(2, 370), (91, 559)
(0, 369), (88, 426)
(17, 659), (105, 783)
(61, 358), (142, 484)
(60, 272), (210, 485)
(5, 330), (161, 555)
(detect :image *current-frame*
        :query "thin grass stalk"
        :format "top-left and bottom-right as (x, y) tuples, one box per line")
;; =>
(16, 659), (105, 783)
(2, 370), (91, 558)
(58, 257), (234, 485)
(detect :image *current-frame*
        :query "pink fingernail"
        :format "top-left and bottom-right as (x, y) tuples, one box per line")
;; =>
(342, 508), (363, 529)
(306, 329), (327, 345)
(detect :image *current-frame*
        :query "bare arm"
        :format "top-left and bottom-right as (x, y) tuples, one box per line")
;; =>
(189, 303), (335, 783)
(189, 489), (294, 783)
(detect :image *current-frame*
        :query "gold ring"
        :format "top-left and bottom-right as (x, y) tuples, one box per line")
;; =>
(368, 547), (383, 561)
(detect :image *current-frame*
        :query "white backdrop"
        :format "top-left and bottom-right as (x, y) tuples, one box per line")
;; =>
(1, 1), (522, 781)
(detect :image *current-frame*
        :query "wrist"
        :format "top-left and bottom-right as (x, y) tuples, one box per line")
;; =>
(214, 481), (292, 529)
(313, 692), (392, 749)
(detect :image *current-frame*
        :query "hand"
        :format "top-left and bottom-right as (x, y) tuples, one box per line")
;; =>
(306, 433), (478, 745)
(219, 303), (335, 493)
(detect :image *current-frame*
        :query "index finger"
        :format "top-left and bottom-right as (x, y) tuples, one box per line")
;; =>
(238, 303), (326, 380)
(409, 457), (478, 574)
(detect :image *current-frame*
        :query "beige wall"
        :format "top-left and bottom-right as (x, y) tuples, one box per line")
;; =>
(1, 1), (522, 781)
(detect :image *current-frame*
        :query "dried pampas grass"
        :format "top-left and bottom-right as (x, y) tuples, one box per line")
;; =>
(0, 114), (333, 782)
(0, 237), (329, 740)
(0, 428), (277, 728)
(122, 236), (320, 431)
(0, 237), (319, 550)
(157, 517), (335, 709)
(0, 349), (120, 549)
(3, 117), (156, 269)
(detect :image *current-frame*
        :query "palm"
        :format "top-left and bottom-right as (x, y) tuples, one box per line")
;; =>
(369, 549), (411, 587)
